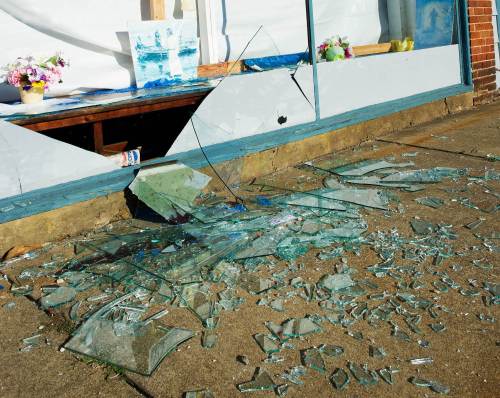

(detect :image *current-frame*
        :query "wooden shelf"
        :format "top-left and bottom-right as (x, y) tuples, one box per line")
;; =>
(352, 43), (392, 57)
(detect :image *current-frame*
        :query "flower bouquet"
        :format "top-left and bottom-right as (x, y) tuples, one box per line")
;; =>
(3, 54), (68, 104)
(318, 36), (354, 62)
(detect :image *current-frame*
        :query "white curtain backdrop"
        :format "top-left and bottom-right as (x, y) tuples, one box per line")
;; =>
(0, 0), (388, 102)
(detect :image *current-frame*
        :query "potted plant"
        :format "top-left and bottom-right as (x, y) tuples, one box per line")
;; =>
(318, 36), (354, 62)
(3, 54), (68, 104)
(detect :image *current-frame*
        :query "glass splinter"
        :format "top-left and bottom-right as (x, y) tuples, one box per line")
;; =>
(410, 376), (433, 387)
(411, 219), (435, 235)
(415, 197), (445, 209)
(409, 357), (433, 365)
(378, 367), (397, 385)
(282, 318), (321, 338)
(302, 348), (326, 373)
(391, 325), (411, 342)
(238, 367), (276, 393)
(276, 384), (289, 396)
(281, 366), (307, 385)
(319, 344), (344, 357)
(184, 389), (215, 398)
(40, 286), (76, 308)
(64, 292), (195, 376)
(332, 159), (414, 177)
(270, 298), (284, 312)
(254, 334), (280, 354)
(330, 368), (350, 390)
(264, 353), (284, 364)
(430, 381), (451, 394)
(369, 345), (387, 358)
(237, 355), (249, 365)
(202, 329), (217, 349)
(429, 322), (446, 333)
(348, 362), (378, 386)
(347, 330), (363, 341)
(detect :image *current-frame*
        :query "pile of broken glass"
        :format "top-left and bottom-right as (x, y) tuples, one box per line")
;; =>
(2, 157), (497, 396)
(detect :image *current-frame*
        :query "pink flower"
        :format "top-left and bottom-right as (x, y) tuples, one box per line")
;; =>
(7, 70), (22, 87)
(46, 67), (62, 85)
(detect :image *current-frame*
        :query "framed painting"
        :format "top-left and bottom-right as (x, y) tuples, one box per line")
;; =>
(128, 20), (199, 88)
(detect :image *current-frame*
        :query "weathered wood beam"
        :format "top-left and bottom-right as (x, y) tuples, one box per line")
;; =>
(149, 0), (165, 20)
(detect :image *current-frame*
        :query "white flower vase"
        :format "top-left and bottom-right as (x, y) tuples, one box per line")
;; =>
(19, 86), (44, 104)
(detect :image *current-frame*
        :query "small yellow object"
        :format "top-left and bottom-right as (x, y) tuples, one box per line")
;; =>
(391, 37), (414, 52)
(31, 81), (46, 88)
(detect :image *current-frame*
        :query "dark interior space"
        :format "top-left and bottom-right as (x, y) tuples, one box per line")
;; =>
(42, 104), (199, 161)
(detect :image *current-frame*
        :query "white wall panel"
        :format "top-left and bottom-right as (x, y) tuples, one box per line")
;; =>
(295, 45), (462, 119)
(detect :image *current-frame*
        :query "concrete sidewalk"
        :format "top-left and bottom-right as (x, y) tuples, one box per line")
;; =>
(0, 100), (498, 398)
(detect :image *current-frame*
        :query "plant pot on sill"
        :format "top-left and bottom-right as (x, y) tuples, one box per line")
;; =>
(19, 86), (44, 104)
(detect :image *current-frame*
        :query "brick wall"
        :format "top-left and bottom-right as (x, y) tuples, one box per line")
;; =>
(468, 0), (497, 103)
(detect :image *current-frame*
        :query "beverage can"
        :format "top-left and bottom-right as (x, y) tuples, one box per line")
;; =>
(109, 149), (141, 167)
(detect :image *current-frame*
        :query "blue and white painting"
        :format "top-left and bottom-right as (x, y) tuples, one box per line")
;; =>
(128, 20), (199, 88)
(414, 0), (455, 49)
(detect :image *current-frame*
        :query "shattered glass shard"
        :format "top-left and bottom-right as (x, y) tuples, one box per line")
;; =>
(348, 362), (379, 386)
(382, 167), (467, 183)
(264, 353), (285, 364)
(10, 285), (33, 296)
(314, 188), (389, 210)
(332, 159), (414, 177)
(301, 348), (326, 373)
(202, 329), (217, 349)
(129, 163), (212, 220)
(276, 238), (309, 261)
(64, 292), (194, 375)
(65, 319), (194, 375)
(411, 219), (435, 235)
(330, 368), (350, 390)
(69, 301), (81, 321)
(410, 376), (433, 387)
(343, 176), (414, 189)
(233, 225), (290, 260)
(265, 321), (286, 341)
(184, 389), (215, 398)
(429, 322), (446, 333)
(346, 330), (363, 341)
(180, 288), (217, 325)
(317, 274), (354, 292)
(465, 219), (484, 230)
(319, 344), (344, 357)
(477, 313), (495, 323)
(279, 194), (347, 211)
(281, 366), (307, 385)
(409, 357), (433, 365)
(378, 367), (398, 385)
(40, 286), (76, 309)
(351, 302), (368, 319)
(391, 325), (411, 342)
(254, 334), (280, 354)
(270, 298), (285, 312)
(415, 197), (445, 209)
(369, 345), (387, 358)
(22, 334), (42, 347)
(238, 368), (276, 392)
(282, 318), (321, 338)
(240, 275), (275, 295)
(275, 384), (289, 396)
(430, 381), (451, 394)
